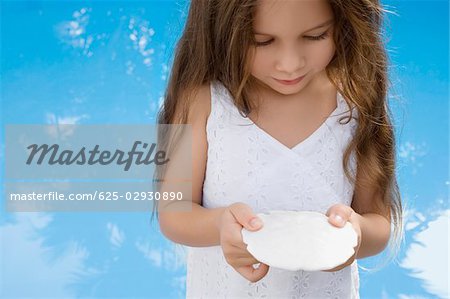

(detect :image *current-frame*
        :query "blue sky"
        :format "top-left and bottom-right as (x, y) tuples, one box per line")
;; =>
(1, 0), (448, 298)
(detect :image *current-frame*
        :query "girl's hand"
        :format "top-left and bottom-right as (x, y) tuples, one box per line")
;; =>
(218, 202), (270, 282)
(322, 204), (362, 272)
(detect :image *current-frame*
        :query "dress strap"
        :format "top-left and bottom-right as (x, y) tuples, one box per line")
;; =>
(209, 80), (252, 127)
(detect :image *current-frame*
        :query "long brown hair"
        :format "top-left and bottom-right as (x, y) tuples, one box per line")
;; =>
(153, 0), (404, 271)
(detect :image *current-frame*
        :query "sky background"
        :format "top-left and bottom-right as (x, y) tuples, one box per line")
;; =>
(1, 0), (449, 298)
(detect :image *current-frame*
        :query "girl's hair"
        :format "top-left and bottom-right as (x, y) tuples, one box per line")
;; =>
(153, 0), (404, 271)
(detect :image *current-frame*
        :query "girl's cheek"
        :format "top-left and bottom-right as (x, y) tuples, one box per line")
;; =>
(252, 53), (268, 68)
(255, 51), (273, 64)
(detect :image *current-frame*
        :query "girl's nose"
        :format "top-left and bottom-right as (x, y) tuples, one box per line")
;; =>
(275, 46), (306, 75)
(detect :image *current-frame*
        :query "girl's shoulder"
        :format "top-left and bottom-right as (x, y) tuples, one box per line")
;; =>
(189, 83), (212, 119)
(173, 82), (212, 125)
(180, 79), (234, 125)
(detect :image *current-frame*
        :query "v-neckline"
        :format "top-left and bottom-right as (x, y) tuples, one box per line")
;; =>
(242, 91), (342, 153)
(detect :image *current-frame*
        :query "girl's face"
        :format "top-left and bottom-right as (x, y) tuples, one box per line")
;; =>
(250, 0), (336, 96)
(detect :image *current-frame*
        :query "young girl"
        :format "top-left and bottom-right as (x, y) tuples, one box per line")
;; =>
(155, 0), (404, 298)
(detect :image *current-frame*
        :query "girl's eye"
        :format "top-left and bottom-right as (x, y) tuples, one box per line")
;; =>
(305, 31), (329, 41)
(254, 31), (329, 47)
(254, 39), (274, 47)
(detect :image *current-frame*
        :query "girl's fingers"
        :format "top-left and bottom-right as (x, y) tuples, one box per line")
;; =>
(225, 251), (259, 266)
(326, 204), (354, 227)
(235, 256), (259, 266)
(228, 202), (264, 231)
(236, 262), (270, 283)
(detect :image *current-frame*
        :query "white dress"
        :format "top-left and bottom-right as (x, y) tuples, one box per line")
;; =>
(185, 80), (360, 298)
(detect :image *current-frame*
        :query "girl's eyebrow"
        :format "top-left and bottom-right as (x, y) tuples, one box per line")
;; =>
(254, 18), (334, 36)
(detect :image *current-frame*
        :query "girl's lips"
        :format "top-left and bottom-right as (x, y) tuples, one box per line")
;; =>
(274, 75), (305, 85)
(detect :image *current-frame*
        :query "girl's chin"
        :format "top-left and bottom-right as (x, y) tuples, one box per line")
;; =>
(269, 83), (306, 96)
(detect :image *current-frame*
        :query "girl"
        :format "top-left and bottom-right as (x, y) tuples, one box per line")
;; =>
(155, 0), (404, 298)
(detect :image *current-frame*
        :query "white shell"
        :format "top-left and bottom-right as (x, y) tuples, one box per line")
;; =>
(241, 210), (358, 271)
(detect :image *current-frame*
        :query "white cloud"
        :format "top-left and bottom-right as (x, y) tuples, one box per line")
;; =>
(398, 294), (432, 299)
(400, 209), (449, 298)
(0, 213), (94, 298)
(398, 141), (427, 175)
(171, 274), (186, 299)
(46, 112), (89, 125)
(44, 112), (89, 139)
(135, 240), (162, 267)
(404, 208), (426, 231)
(106, 222), (125, 248)
(134, 240), (187, 297)
(165, 244), (188, 271)
(127, 16), (155, 68)
(161, 63), (168, 81)
(398, 141), (427, 161)
(135, 240), (187, 271)
(126, 60), (136, 75)
(54, 8), (98, 57)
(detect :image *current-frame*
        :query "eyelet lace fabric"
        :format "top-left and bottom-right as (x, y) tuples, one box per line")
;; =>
(185, 80), (360, 299)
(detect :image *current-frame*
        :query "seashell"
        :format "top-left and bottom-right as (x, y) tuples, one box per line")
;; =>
(241, 210), (357, 271)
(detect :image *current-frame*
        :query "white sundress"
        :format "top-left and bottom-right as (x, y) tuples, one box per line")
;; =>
(185, 80), (360, 298)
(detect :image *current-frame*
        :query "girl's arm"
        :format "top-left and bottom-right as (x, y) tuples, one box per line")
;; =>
(159, 203), (227, 247)
(324, 203), (390, 272)
(158, 84), (226, 247)
(350, 165), (392, 259)
(324, 162), (393, 272)
(352, 212), (390, 259)
(327, 165), (392, 262)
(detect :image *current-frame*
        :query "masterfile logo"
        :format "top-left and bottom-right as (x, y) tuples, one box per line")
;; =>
(25, 141), (169, 171)
(4, 124), (192, 212)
